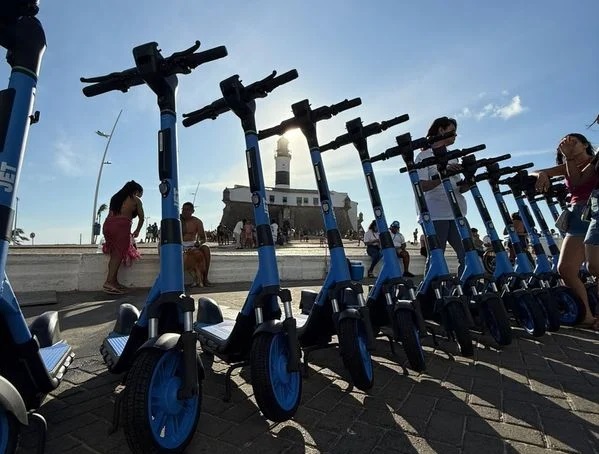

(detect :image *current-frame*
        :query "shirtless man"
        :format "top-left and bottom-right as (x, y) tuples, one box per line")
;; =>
(180, 202), (211, 286)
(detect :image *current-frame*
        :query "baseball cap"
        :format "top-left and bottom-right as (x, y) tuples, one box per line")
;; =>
(390, 221), (400, 228)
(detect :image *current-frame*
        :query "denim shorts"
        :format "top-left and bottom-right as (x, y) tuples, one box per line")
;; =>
(584, 191), (599, 245)
(566, 203), (591, 237)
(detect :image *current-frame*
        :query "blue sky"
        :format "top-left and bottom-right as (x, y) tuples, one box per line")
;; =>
(3, 0), (598, 244)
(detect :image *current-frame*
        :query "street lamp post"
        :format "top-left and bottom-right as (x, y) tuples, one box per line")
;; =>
(190, 180), (201, 207)
(91, 109), (122, 244)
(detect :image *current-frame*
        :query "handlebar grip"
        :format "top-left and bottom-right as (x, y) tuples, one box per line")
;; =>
(265, 69), (298, 91)
(380, 114), (410, 130)
(258, 118), (297, 140)
(330, 97), (361, 115)
(182, 98), (229, 127)
(188, 46), (228, 66)
(82, 76), (144, 97)
(461, 144), (486, 154)
(320, 134), (347, 152)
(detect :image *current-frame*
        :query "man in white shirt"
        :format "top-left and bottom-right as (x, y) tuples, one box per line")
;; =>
(233, 219), (244, 249)
(389, 221), (415, 277)
(271, 220), (279, 245)
(414, 116), (470, 276)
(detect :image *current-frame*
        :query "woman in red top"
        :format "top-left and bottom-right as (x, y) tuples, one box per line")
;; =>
(533, 133), (598, 328)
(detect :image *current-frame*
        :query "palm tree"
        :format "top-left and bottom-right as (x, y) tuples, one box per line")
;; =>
(96, 203), (108, 224)
(11, 228), (29, 245)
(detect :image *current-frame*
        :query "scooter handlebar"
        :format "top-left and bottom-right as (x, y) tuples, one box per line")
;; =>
(183, 69), (298, 127)
(399, 145), (483, 173)
(81, 42), (228, 98)
(81, 68), (143, 97)
(320, 113), (409, 152)
(259, 96), (360, 140)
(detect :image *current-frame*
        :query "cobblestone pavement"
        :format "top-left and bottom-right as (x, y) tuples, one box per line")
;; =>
(18, 281), (599, 454)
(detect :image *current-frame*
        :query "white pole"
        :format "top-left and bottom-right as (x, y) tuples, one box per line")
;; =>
(91, 109), (122, 244)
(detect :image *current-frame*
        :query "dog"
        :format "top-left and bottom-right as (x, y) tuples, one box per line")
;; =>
(183, 244), (211, 287)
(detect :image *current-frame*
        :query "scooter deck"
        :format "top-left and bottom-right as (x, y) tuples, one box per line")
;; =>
(40, 341), (73, 380)
(295, 313), (308, 328)
(195, 319), (236, 342)
(103, 333), (129, 360)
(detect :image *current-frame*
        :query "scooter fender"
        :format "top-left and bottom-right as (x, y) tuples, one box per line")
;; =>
(253, 319), (283, 336)
(337, 307), (362, 323)
(393, 299), (428, 334)
(0, 376), (28, 426)
(138, 333), (205, 380)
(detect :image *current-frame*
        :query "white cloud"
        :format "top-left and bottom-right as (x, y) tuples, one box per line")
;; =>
(54, 139), (84, 176)
(494, 95), (526, 119)
(467, 95), (527, 121)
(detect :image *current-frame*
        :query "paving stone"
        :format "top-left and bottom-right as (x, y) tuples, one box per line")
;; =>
(397, 393), (436, 420)
(462, 431), (504, 454)
(377, 431), (460, 454)
(467, 417), (545, 447)
(424, 410), (465, 446)
(502, 399), (541, 428)
(541, 415), (596, 453)
(330, 421), (385, 454)
(469, 383), (502, 408)
(316, 403), (362, 434)
(505, 441), (566, 454)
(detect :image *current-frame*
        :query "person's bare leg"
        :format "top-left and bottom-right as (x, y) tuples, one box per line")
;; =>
(558, 236), (593, 324)
(105, 252), (122, 289)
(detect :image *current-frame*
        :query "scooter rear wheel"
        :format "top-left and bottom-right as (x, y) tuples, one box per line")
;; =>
(480, 295), (513, 346)
(394, 309), (426, 372)
(443, 300), (474, 357)
(338, 318), (374, 391)
(122, 348), (201, 454)
(251, 332), (302, 422)
(0, 409), (19, 454)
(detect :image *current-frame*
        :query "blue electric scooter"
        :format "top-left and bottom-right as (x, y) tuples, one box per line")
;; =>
(427, 147), (514, 347)
(497, 170), (563, 331)
(375, 133), (476, 356)
(182, 70), (303, 421)
(0, 3), (75, 453)
(258, 98), (376, 391)
(483, 163), (556, 334)
(320, 115), (428, 372)
(81, 41), (227, 453)
(461, 157), (548, 337)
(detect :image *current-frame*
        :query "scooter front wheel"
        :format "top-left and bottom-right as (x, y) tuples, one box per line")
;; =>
(535, 289), (561, 332)
(338, 318), (374, 391)
(480, 295), (512, 346)
(516, 292), (547, 337)
(394, 309), (426, 372)
(122, 349), (201, 454)
(552, 286), (585, 326)
(0, 408), (19, 454)
(250, 332), (302, 422)
(443, 300), (474, 357)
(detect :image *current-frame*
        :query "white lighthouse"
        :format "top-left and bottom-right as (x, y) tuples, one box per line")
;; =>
(275, 136), (291, 188)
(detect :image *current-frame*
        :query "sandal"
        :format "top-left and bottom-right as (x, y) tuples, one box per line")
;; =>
(103, 284), (125, 295)
(578, 317), (599, 330)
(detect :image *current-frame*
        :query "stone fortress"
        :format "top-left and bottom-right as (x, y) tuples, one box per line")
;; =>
(219, 137), (359, 235)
